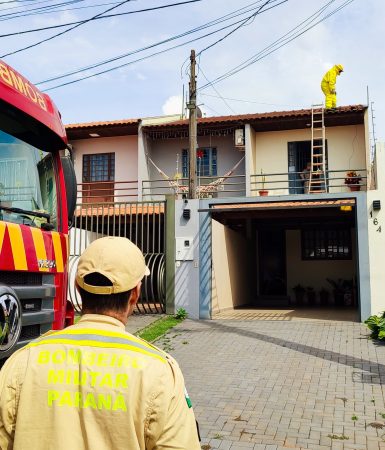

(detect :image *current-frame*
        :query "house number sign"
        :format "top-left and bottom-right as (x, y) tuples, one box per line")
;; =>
(369, 210), (381, 233)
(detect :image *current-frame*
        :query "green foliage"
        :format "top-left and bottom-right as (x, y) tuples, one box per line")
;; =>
(351, 415), (358, 421)
(174, 308), (188, 320)
(135, 316), (182, 343)
(327, 278), (353, 293)
(364, 312), (385, 340)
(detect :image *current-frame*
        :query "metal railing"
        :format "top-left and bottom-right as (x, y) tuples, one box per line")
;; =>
(77, 181), (139, 203)
(250, 169), (368, 195)
(68, 200), (166, 314)
(142, 174), (246, 199)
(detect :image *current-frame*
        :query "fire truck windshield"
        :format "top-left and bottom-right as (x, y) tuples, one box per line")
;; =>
(0, 129), (57, 229)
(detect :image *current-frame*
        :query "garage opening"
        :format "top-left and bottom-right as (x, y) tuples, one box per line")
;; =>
(210, 200), (359, 321)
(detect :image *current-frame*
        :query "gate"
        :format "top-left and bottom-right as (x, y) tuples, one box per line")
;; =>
(68, 200), (166, 314)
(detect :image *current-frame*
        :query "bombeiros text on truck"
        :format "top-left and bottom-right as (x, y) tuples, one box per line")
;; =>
(0, 59), (77, 365)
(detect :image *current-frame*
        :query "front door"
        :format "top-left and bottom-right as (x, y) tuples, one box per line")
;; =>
(258, 229), (286, 296)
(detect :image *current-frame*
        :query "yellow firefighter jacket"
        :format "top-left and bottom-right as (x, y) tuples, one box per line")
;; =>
(0, 314), (201, 450)
(321, 65), (340, 94)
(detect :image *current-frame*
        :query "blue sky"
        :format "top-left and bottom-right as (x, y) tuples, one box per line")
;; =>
(1, 0), (384, 143)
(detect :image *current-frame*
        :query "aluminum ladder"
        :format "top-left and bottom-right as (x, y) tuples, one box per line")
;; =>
(308, 104), (327, 193)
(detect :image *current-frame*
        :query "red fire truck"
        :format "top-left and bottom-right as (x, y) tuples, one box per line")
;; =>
(0, 60), (77, 364)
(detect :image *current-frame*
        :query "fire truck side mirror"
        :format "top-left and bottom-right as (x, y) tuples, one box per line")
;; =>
(61, 155), (77, 228)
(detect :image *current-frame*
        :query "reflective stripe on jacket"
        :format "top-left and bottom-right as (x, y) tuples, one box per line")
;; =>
(0, 314), (201, 450)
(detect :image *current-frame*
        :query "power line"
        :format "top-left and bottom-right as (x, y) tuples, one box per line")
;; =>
(37, 0), (283, 87)
(1, 0), (135, 58)
(200, 0), (354, 90)
(0, 0), (201, 36)
(198, 64), (237, 114)
(197, 0), (275, 57)
(200, 92), (302, 108)
(0, 0), (85, 19)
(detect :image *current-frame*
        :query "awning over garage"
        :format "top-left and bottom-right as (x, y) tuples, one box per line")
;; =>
(201, 198), (356, 213)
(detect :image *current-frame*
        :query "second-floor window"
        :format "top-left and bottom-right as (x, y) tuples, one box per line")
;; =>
(82, 153), (115, 182)
(182, 148), (217, 178)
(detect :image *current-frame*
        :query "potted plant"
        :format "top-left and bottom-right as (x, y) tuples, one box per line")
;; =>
(292, 284), (306, 306)
(344, 171), (362, 192)
(259, 170), (268, 196)
(319, 287), (330, 306)
(327, 278), (354, 307)
(306, 287), (316, 306)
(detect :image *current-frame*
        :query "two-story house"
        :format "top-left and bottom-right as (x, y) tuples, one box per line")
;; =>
(66, 104), (384, 322)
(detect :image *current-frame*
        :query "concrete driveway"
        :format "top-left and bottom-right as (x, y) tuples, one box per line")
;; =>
(160, 316), (385, 449)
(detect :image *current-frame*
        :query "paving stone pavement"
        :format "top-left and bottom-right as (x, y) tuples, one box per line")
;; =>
(156, 318), (385, 450)
(125, 313), (163, 334)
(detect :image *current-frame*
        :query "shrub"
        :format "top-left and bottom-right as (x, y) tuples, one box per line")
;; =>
(174, 308), (188, 320)
(364, 312), (385, 340)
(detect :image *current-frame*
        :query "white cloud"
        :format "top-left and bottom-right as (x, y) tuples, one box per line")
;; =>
(162, 95), (183, 115)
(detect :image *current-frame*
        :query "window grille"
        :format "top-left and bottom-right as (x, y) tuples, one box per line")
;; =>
(301, 228), (352, 260)
(82, 153), (115, 182)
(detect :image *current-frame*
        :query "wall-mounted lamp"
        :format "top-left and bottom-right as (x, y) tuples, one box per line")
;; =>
(373, 200), (381, 211)
(182, 209), (191, 220)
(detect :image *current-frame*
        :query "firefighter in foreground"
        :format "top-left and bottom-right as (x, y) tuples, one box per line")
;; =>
(0, 236), (201, 449)
(321, 64), (344, 109)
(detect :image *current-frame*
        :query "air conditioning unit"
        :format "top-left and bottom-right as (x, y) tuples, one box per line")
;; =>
(234, 128), (245, 150)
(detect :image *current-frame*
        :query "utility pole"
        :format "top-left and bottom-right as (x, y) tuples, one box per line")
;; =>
(187, 49), (197, 199)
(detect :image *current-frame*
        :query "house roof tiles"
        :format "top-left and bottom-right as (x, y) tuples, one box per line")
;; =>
(142, 105), (365, 127)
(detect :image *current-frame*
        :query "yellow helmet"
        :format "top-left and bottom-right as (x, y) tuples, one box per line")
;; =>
(336, 64), (344, 72)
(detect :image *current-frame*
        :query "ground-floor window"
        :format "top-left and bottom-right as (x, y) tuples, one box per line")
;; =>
(301, 228), (352, 260)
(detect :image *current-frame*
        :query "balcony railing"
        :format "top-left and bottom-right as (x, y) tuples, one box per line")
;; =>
(250, 169), (368, 196)
(77, 181), (139, 203)
(142, 175), (246, 199)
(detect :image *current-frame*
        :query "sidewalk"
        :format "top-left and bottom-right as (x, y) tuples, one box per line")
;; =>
(161, 318), (385, 450)
(125, 313), (163, 334)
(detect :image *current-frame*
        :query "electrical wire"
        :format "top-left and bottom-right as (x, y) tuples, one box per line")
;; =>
(197, 0), (274, 57)
(37, 0), (283, 86)
(199, 0), (354, 90)
(198, 64), (237, 114)
(0, 0), (85, 19)
(1, 0), (135, 58)
(0, 0), (201, 35)
(200, 92), (303, 108)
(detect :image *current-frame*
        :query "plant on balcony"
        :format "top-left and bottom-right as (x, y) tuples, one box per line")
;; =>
(344, 171), (362, 191)
(259, 169), (268, 196)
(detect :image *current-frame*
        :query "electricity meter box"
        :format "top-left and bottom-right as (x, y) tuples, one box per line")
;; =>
(175, 237), (194, 261)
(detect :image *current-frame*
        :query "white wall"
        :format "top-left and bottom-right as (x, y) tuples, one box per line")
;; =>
(286, 229), (356, 300)
(250, 125), (366, 196)
(174, 199), (200, 319)
(71, 135), (139, 201)
(245, 124), (256, 196)
(367, 142), (385, 317)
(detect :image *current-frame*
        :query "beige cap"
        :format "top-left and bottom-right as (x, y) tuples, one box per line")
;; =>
(76, 237), (150, 295)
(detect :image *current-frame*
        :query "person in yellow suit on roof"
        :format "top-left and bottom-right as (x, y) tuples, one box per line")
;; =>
(321, 64), (344, 109)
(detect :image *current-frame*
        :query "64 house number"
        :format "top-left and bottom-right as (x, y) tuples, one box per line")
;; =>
(370, 211), (381, 233)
